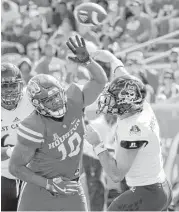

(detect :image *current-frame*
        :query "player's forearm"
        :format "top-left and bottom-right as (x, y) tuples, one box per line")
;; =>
(93, 50), (129, 77)
(98, 150), (124, 182)
(87, 59), (108, 84)
(9, 164), (47, 188)
(108, 54), (129, 77)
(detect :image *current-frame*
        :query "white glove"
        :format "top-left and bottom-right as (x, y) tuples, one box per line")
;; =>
(6, 146), (14, 157)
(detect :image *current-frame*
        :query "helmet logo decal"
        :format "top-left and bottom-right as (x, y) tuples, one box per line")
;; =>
(118, 80), (142, 104)
(28, 80), (40, 97)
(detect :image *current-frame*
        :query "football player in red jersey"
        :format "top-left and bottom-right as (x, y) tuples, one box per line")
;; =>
(85, 50), (172, 211)
(1, 63), (34, 211)
(8, 35), (107, 211)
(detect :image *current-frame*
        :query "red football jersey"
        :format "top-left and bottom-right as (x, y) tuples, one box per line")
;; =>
(17, 84), (85, 179)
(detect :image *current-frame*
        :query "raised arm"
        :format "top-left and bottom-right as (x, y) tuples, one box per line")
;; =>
(92, 50), (130, 79)
(66, 35), (107, 107)
(82, 59), (107, 107)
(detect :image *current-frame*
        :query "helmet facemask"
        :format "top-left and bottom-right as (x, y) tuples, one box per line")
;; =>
(31, 87), (67, 118)
(97, 91), (117, 115)
(1, 78), (23, 110)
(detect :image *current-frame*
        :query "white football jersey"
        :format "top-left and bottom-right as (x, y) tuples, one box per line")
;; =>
(115, 101), (166, 187)
(1, 91), (34, 179)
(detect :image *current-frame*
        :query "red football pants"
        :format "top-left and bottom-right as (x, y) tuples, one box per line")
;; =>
(18, 182), (88, 211)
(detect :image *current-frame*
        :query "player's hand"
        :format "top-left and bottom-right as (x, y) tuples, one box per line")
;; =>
(84, 125), (102, 147)
(66, 35), (90, 64)
(46, 177), (80, 197)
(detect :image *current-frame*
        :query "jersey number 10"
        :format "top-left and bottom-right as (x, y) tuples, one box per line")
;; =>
(57, 132), (82, 161)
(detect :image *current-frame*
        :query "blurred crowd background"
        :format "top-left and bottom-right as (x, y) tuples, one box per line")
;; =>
(1, 0), (179, 211)
(2, 0), (179, 102)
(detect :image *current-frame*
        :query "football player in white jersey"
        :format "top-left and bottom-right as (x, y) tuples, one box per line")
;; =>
(85, 50), (173, 211)
(1, 62), (34, 211)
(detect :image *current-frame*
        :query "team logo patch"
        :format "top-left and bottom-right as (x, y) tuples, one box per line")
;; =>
(129, 142), (138, 148)
(130, 125), (141, 136)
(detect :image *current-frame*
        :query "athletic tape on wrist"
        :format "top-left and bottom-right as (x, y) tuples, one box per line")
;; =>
(94, 143), (107, 155)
